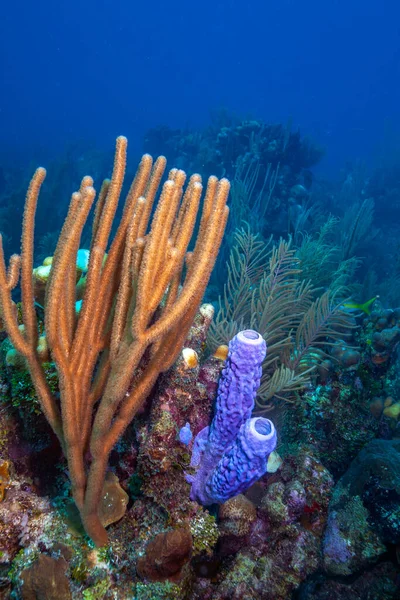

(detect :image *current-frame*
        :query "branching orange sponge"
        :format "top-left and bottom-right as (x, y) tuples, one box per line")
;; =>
(0, 136), (229, 546)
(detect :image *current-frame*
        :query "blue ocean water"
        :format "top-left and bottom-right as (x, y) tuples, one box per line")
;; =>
(1, 0), (399, 172)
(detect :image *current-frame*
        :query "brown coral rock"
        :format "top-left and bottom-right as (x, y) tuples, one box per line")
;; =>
(137, 526), (193, 582)
(219, 494), (257, 537)
(20, 554), (71, 600)
(98, 471), (129, 528)
(137, 305), (222, 519)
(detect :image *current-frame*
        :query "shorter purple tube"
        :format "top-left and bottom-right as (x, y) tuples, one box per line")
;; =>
(204, 417), (277, 504)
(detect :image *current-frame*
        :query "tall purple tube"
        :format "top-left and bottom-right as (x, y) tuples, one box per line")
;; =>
(187, 329), (277, 505)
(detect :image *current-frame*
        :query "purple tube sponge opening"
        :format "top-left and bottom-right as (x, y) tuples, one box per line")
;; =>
(247, 417), (276, 454)
(188, 330), (277, 506)
(240, 329), (263, 341)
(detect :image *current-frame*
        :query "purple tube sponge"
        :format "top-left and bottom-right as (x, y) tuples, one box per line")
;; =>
(204, 416), (276, 503)
(187, 329), (277, 505)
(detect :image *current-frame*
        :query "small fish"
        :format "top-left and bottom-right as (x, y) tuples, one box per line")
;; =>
(341, 296), (378, 315)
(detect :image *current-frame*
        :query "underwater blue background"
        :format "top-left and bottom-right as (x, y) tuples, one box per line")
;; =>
(1, 0), (400, 172)
(3, 1), (400, 595)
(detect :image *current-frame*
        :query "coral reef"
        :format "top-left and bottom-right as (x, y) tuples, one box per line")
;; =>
(190, 447), (333, 600)
(282, 303), (400, 477)
(323, 437), (400, 576)
(321, 437), (400, 582)
(2, 120), (400, 597)
(323, 496), (386, 575)
(0, 295), (399, 598)
(0, 301), (338, 599)
(144, 117), (323, 186)
(137, 304), (222, 518)
(2, 269), (400, 598)
(298, 561), (400, 600)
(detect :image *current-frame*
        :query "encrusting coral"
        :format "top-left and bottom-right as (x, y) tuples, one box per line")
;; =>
(0, 136), (229, 546)
(136, 526), (193, 582)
